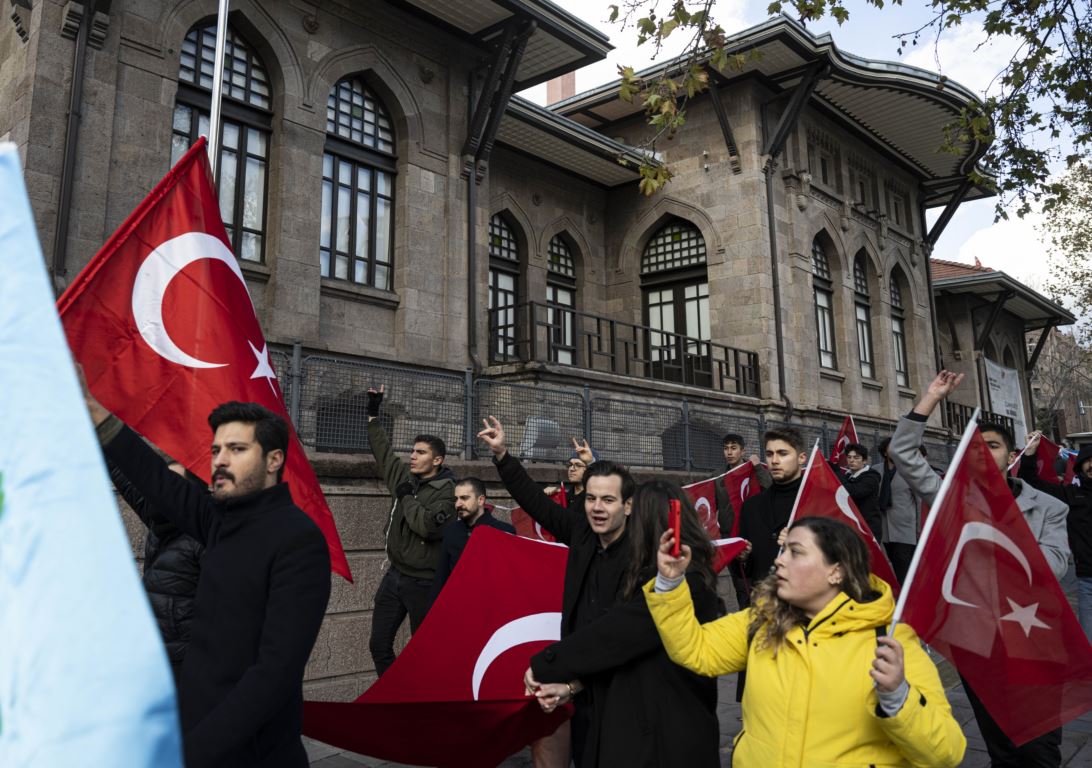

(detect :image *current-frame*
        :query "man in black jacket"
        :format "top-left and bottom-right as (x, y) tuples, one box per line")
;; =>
(838, 442), (883, 541)
(1021, 433), (1092, 640)
(108, 460), (206, 680)
(83, 384), (331, 768)
(478, 415), (634, 765)
(737, 426), (807, 593)
(427, 477), (514, 605)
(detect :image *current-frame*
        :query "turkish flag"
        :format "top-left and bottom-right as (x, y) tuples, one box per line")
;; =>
(792, 451), (900, 593)
(682, 477), (721, 538)
(722, 462), (762, 537)
(1065, 452), (1079, 486)
(57, 138), (351, 580)
(510, 486), (567, 543)
(711, 537), (750, 574)
(830, 415), (858, 468)
(1033, 438), (1063, 484)
(899, 427), (1092, 745)
(303, 527), (569, 766)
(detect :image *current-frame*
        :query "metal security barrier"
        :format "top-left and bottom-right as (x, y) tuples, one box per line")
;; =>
(269, 345), (957, 471)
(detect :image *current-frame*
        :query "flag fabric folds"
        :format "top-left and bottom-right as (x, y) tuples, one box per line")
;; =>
(830, 415), (859, 468)
(682, 477), (721, 537)
(511, 486), (567, 543)
(1033, 437), (1064, 484)
(789, 444), (900, 592)
(896, 426), (1092, 745)
(721, 461), (762, 537)
(0, 143), (183, 766)
(303, 527), (569, 767)
(711, 537), (750, 574)
(56, 138), (350, 581)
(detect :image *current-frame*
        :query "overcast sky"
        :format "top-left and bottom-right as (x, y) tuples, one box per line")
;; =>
(518, 0), (1055, 290)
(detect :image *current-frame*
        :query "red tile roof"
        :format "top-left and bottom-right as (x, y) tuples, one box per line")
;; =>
(929, 257), (994, 280)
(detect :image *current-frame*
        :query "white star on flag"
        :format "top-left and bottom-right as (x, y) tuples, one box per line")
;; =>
(1000, 598), (1050, 637)
(248, 340), (279, 398)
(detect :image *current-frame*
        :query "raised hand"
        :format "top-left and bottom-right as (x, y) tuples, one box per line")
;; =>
(657, 529), (691, 580)
(1025, 430), (1043, 456)
(477, 415), (508, 458)
(571, 436), (594, 465)
(914, 370), (965, 417)
(366, 384), (385, 421)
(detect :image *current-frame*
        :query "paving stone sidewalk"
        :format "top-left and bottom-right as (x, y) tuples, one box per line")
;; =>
(307, 565), (1092, 767)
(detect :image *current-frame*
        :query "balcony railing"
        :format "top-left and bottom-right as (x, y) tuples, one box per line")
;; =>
(946, 401), (1016, 437)
(488, 302), (761, 397)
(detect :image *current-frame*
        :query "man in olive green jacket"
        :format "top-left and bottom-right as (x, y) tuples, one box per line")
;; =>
(366, 385), (456, 676)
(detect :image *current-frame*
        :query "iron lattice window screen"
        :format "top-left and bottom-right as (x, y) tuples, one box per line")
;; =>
(320, 153), (394, 288)
(686, 406), (764, 473)
(547, 235), (576, 278)
(473, 380), (585, 462)
(170, 107), (268, 262)
(327, 78), (394, 154)
(297, 355), (464, 454)
(812, 239), (832, 280)
(853, 254), (870, 295)
(268, 349), (292, 411)
(641, 220), (706, 275)
(590, 394), (686, 470)
(179, 24), (270, 108)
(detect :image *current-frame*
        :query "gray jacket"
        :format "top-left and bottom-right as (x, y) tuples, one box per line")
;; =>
(884, 469), (924, 546)
(890, 415), (1070, 580)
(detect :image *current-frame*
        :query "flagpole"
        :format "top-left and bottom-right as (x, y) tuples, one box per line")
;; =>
(784, 438), (821, 529)
(889, 408), (980, 633)
(1006, 444), (1027, 474)
(206, 0), (230, 183)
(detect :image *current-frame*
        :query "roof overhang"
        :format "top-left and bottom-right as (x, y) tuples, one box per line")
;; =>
(388, 0), (611, 90)
(551, 15), (995, 207)
(934, 272), (1076, 331)
(496, 96), (648, 187)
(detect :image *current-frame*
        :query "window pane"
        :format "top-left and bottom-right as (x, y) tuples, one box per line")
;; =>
(320, 248), (330, 277)
(335, 254), (349, 280)
(354, 258), (366, 284)
(218, 149), (237, 223)
(357, 166), (371, 192)
(355, 191), (371, 257)
(243, 156), (265, 229)
(248, 127), (267, 158)
(222, 122), (239, 151)
(173, 105), (191, 134)
(374, 264), (389, 291)
(377, 171), (392, 197)
(376, 197), (391, 264)
(240, 231), (261, 262)
(323, 153), (333, 179)
(338, 159), (351, 185)
(320, 180), (332, 248)
(336, 185), (351, 252)
(171, 134), (190, 167)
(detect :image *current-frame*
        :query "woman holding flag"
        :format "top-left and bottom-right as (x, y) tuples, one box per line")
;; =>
(644, 515), (965, 767)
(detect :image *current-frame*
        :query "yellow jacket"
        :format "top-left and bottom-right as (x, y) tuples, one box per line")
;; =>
(644, 576), (965, 768)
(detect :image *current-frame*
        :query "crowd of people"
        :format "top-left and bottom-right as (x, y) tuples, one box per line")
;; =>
(79, 368), (1092, 768)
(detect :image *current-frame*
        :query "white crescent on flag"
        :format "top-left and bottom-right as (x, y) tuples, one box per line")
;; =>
(471, 612), (562, 700)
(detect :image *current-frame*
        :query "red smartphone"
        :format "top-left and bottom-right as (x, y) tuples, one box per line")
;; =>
(668, 499), (681, 557)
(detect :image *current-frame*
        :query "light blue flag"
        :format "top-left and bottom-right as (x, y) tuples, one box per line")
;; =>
(0, 143), (183, 766)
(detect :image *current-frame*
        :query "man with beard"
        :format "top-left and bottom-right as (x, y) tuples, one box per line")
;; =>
(427, 477), (514, 605)
(82, 379), (330, 768)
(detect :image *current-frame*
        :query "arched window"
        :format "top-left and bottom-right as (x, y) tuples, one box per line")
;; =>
(641, 218), (709, 386)
(319, 76), (396, 288)
(890, 268), (910, 387)
(171, 22), (271, 262)
(488, 214), (521, 362)
(853, 252), (874, 379)
(546, 234), (576, 365)
(812, 237), (837, 369)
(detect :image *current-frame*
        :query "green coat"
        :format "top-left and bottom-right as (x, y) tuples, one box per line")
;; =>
(368, 420), (455, 579)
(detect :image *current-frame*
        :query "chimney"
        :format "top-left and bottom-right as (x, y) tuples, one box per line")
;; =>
(546, 72), (576, 105)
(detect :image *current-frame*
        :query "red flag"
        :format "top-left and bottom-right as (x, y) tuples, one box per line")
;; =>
(1065, 453), (1079, 486)
(682, 477), (721, 537)
(510, 486), (567, 543)
(721, 462), (762, 537)
(711, 537), (750, 574)
(830, 415), (859, 468)
(57, 138), (350, 580)
(896, 428), (1092, 745)
(303, 527), (569, 766)
(790, 447), (900, 593)
(1033, 438), (1063, 484)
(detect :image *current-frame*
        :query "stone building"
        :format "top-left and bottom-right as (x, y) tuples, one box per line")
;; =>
(1025, 327), (1092, 444)
(2, 0), (995, 695)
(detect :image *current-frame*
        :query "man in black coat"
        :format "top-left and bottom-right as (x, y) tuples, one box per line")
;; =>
(478, 415), (634, 766)
(83, 384), (331, 768)
(108, 460), (206, 680)
(838, 442), (883, 541)
(427, 477), (514, 605)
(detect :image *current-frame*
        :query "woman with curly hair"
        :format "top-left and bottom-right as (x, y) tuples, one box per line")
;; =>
(645, 515), (965, 768)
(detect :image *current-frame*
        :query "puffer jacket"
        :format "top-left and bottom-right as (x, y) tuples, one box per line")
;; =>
(367, 420), (456, 579)
(645, 576), (965, 768)
(109, 463), (204, 667)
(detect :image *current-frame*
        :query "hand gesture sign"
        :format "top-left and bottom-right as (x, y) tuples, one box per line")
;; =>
(925, 370), (964, 400)
(571, 437), (594, 465)
(477, 415), (508, 458)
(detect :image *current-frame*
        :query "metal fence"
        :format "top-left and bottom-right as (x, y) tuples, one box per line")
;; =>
(268, 346), (957, 472)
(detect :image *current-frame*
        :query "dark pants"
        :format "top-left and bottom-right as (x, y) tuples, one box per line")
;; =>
(885, 542), (916, 586)
(963, 676), (1062, 767)
(369, 566), (433, 677)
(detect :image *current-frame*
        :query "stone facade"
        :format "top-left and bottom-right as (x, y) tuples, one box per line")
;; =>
(3, 0), (971, 698)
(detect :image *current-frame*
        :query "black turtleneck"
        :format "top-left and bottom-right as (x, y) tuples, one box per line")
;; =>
(738, 475), (803, 581)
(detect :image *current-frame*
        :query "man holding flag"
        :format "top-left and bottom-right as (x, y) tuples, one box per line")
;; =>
(1020, 432), (1092, 640)
(891, 370), (1070, 767)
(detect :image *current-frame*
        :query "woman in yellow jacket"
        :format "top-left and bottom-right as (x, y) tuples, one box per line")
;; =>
(645, 516), (966, 768)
